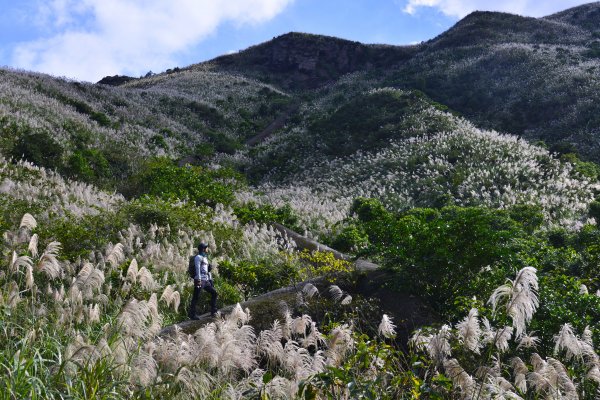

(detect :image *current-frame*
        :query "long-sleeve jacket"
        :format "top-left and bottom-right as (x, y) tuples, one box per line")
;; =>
(194, 253), (210, 281)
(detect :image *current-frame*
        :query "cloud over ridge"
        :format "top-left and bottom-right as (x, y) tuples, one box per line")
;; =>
(13, 0), (293, 81)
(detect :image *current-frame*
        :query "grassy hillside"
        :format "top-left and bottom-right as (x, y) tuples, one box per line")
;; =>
(3, 3), (600, 398)
(207, 3), (600, 160)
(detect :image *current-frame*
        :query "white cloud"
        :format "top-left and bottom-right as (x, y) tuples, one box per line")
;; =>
(13, 0), (293, 81)
(403, 0), (592, 18)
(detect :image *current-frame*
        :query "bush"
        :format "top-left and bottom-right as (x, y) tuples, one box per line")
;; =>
(129, 157), (242, 206)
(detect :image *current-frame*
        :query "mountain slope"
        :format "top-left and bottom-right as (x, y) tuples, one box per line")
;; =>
(204, 3), (600, 160)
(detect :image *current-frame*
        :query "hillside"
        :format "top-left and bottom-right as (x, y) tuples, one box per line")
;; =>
(205, 3), (600, 160)
(3, 2), (600, 399)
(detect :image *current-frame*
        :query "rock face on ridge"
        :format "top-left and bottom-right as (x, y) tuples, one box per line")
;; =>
(207, 32), (417, 89)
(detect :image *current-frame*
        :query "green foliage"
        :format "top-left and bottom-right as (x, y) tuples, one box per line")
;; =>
(299, 333), (435, 400)
(349, 199), (538, 318)
(124, 195), (212, 230)
(328, 223), (369, 253)
(310, 89), (455, 157)
(218, 259), (299, 299)
(206, 131), (242, 154)
(130, 157), (242, 206)
(9, 127), (64, 170)
(36, 212), (128, 259)
(234, 202), (299, 230)
(66, 149), (111, 183)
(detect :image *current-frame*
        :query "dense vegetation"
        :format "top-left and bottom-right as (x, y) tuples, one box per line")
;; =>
(3, 2), (600, 398)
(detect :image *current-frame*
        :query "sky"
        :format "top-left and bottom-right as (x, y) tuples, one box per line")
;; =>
(0, 0), (594, 82)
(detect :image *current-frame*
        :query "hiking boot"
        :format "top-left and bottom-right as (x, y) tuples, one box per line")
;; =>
(211, 310), (219, 318)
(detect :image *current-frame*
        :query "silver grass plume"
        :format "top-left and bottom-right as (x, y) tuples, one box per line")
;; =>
(456, 308), (481, 353)
(328, 285), (344, 302)
(341, 295), (352, 305)
(106, 243), (125, 269)
(302, 283), (319, 299)
(378, 314), (396, 339)
(291, 314), (312, 336)
(283, 340), (314, 381)
(326, 324), (354, 366)
(483, 376), (523, 400)
(160, 285), (180, 312)
(580, 284), (589, 294)
(517, 332), (540, 350)
(10, 251), (32, 273)
(118, 298), (152, 339)
(547, 358), (577, 399)
(300, 321), (324, 349)
(510, 357), (528, 393)
(130, 350), (157, 387)
(229, 303), (251, 325)
(19, 213), (37, 230)
(85, 304), (101, 323)
(409, 328), (432, 351)
(175, 367), (215, 399)
(7, 280), (20, 308)
(428, 324), (452, 364)
(554, 323), (584, 361)
(265, 376), (297, 399)
(126, 258), (139, 283)
(74, 262), (105, 299)
(137, 267), (156, 291)
(37, 241), (62, 279)
(443, 358), (475, 399)
(481, 318), (513, 353)
(28, 234), (38, 258)
(488, 267), (538, 338)
(257, 320), (285, 365)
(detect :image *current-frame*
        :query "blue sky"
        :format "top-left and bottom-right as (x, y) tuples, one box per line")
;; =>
(0, 0), (593, 82)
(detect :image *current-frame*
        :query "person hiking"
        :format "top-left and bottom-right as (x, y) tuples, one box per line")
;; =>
(188, 242), (218, 320)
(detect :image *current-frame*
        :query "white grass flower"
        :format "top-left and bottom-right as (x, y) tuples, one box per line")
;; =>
(126, 259), (139, 283)
(37, 241), (62, 279)
(25, 264), (34, 290)
(302, 283), (319, 299)
(10, 251), (32, 273)
(488, 267), (538, 338)
(517, 333), (540, 350)
(580, 284), (589, 294)
(511, 357), (528, 393)
(554, 323), (583, 361)
(328, 285), (344, 302)
(378, 314), (396, 339)
(160, 285), (180, 312)
(130, 350), (157, 387)
(340, 295), (352, 305)
(106, 243), (125, 268)
(28, 234), (38, 258)
(19, 213), (37, 230)
(443, 358), (475, 398)
(8, 281), (20, 308)
(456, 308), (481, 353)
(138, 267), (156, 291)
(75, 262), (105, 299)
(428, 324), (452, 364)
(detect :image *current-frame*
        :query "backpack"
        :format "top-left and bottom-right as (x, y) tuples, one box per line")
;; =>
(188, 255), (196, 279)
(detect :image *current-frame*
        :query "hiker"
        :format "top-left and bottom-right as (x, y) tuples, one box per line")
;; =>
(188, 242), (218, 319)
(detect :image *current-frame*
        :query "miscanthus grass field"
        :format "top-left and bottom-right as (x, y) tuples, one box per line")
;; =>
(4, 6), (600, 396)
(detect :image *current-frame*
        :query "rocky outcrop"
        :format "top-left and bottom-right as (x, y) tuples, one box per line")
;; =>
(207, 32), (417, 90)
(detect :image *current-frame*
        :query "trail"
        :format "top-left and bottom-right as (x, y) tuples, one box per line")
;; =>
(245, 102), (300, 146)
(159, 223), (437, 341)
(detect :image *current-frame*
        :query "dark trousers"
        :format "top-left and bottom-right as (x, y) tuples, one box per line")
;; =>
(189, 282), (218, 316)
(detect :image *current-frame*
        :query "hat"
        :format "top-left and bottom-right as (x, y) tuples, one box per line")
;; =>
(198, 242), (209, 251)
